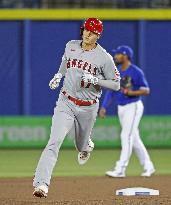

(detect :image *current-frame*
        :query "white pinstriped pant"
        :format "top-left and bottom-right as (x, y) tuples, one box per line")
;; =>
(115, 100), (154, 172)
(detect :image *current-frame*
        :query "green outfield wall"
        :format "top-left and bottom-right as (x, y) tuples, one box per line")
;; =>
(0, 116), (171, 148)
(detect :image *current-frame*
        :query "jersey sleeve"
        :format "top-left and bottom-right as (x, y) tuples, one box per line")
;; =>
(136, 69), (149, 89)
(102, 54), (120, 81)
(58, 44), (68, 76)
(101, 90), (115, 109)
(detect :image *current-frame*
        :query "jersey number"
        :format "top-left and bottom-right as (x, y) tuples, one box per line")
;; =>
(81, 79), (91, 88)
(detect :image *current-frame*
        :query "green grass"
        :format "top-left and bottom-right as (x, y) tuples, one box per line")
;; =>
(0, 149), (171, 177)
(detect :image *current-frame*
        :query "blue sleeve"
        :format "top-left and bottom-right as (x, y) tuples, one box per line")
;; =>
(136, 69), (149, 88)
(101, 90), (114, 109)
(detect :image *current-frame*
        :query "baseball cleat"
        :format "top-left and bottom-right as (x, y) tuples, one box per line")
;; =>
(87, 139), (94, 152)
(105, 170), (125, 178)
(78, 151), (90, 165)
(141, 168), (155, 177)
(33, 185), (48, 198)
(77, 139), (94, 165)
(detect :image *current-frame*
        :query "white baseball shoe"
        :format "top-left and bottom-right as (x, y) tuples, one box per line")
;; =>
(87, 139), (94, 152)
(78, 139), (94, 165)
(33, 185), (48, 198)
(141, 168), (155, 177)
(105, 170), (125, 178)
(78, 151), (91, 165)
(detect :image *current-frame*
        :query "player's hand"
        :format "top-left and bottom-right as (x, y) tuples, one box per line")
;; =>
(82, 71), (98, 85)
(122, 88), (134, 96)
(99, 108), (106, 118)
(114, 67), (121, 82)
(49, 73), (62, 90)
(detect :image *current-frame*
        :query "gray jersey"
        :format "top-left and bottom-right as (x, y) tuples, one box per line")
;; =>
(58, 40), (118, 100)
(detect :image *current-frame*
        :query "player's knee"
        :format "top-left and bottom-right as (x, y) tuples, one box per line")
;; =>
(45, 140), (63, 154)
(120, 132), (128, 140)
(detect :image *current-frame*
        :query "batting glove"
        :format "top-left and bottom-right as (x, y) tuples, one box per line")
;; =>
(114, 67), (121, 82)
(49, 73), (62, 90)
(82, 72), (98, 85)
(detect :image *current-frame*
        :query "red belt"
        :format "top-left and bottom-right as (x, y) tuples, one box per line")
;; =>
(62, 91), (97, 106)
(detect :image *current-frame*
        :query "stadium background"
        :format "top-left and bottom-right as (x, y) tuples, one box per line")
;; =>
(0, 1), (171, 204)
(1, 11), (171, 116)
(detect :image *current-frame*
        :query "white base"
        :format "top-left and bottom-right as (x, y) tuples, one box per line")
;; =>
(116, 187), (159, 196)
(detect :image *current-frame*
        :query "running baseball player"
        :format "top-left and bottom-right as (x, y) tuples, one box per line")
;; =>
(33, 18), (120, 198)
(99, 45), (155, 178)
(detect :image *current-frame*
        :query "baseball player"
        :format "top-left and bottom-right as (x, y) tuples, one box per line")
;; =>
(33, 18), (120, 198)
(99, 45), (155, 178)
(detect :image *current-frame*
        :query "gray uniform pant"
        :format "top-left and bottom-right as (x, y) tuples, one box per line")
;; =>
(33, 93), (99, 188)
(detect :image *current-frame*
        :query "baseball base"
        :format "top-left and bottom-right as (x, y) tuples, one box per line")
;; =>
(116, 187), (159, 196)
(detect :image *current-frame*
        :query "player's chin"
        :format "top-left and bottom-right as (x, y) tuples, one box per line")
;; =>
(115, 61), (122, 65)
(83, 38), (91, 44)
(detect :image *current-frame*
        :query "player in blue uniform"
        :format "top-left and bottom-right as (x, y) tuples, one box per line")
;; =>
(99, 45), (155, 177)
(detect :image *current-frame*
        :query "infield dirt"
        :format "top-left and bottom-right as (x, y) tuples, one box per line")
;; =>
(0, 176), (171, 205)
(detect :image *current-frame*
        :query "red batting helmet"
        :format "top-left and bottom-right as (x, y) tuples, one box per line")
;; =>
(81, 18), (103, 35)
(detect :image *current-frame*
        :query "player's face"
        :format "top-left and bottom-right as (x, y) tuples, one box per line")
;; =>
(114, 53), (125, 64)
(82, 29), (99, 45)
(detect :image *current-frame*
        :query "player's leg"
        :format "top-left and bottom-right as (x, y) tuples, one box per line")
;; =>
(113, 105), (134, 176)
(75, 102), (99, 165)
(106, 101), (142, 177)
(33, 95), (75, 197)
(133, 128), (155, 177)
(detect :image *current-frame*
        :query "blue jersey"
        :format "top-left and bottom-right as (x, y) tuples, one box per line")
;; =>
(101, 64), (149, 107)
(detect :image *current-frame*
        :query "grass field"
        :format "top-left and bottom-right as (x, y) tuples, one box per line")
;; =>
(0, 149), (171, 177)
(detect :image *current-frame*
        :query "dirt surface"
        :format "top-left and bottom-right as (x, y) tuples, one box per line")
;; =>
(1, 176), (171, 205)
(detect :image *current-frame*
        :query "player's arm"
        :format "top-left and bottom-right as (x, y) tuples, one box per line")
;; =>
(99, 90), (114, 118)
(125, 88), (150, 96)
(49, 51), (67, 90)
(124, 70), (150, 96)
(97, 54), (120, 91)
(97, 78), (120, 91)
(57, 52), (67, 77)
(82, 56), (120, 91)
(82, 73), (120, 91)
